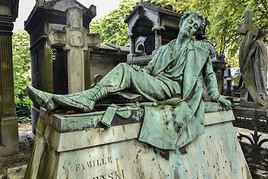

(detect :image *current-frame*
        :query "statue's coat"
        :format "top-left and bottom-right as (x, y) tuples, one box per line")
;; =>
(139, 39), (220, 150)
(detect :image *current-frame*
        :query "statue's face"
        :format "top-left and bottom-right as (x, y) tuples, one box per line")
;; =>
(180, 15), (202, 38)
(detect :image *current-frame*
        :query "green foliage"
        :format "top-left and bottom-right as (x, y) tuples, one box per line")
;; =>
(91, 0), (137, 46)
(12, 30), (31, 108)
(91, 0), (267, 68)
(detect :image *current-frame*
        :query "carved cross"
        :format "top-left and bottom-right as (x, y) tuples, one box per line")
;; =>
(238, 10), (258, 35)
(47, 7), (100, 93)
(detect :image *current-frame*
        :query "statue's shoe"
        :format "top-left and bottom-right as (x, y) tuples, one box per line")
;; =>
(52, 86), (107, 112)
(52, 94), (95, 112)
(26, 85), (55, 109)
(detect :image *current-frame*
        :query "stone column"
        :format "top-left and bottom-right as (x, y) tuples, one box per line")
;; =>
(0, 2), (19, 159)
(65, 7), (87, 93)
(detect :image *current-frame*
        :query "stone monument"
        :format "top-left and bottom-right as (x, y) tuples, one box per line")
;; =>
(238, 10), (268, 107)
(25, 11), (251, 178)
(24, 0), (100, 94)
(24, 0), (101, 132)
(0, 0), (19, 160)
(25, 108), (251, 179)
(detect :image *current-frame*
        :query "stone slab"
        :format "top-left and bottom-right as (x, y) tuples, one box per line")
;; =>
(7, 165), (27, 179)
(25, 111), (252, 179)
(44, 106), (142, 132)
(0, 117), (19, 157)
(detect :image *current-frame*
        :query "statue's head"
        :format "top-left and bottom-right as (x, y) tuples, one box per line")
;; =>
(256, 28), (267, 40)
(179, 11), (206, 39)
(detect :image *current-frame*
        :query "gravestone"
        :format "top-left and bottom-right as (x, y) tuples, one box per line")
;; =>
(25, 107), (252, 179)
(0, 0), (19, 160)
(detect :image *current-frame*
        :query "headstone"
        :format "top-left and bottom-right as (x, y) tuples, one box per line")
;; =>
(0, 0), (19, 160)
(25, 108), (252, 179)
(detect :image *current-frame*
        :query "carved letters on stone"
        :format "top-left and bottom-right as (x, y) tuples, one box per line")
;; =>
(62, 155), (126, 179)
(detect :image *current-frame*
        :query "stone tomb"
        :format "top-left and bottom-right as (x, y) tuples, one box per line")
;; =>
(25, 107), (251, 179)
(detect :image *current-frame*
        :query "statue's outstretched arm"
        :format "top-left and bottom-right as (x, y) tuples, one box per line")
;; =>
(203, 57), (232, 109)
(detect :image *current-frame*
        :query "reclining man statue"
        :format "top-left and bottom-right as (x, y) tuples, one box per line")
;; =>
(27, 11), (231, 116)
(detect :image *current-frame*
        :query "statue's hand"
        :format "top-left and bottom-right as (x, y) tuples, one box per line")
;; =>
(218, 96), (232, 110)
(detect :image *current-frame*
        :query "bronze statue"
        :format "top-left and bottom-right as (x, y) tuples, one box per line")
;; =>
(27, 11), (231, 113)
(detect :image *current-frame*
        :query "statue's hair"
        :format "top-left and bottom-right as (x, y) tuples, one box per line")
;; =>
(179, 11), (206, 39)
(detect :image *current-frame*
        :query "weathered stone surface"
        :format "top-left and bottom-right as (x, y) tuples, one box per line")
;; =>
(25, 110), (252, 179)
(0, 174), (6, 179)
(0, 118), (19, 157)
(0, 1), (19, 158)
(7, 165), (27, 179)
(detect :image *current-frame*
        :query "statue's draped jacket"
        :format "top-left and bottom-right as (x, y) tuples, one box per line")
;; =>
(138, 39), (220, 150)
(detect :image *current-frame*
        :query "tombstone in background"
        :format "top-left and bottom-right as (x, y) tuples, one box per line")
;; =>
(25, 0), (100, 132)
(25, 0), (99, 94)
(47, 6), (101, 93)
(0, 0), (19, 159)
(125, 2), (226, 94)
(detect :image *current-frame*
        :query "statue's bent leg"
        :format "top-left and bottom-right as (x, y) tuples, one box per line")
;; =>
(97, 63), (180, 101)
(52, 63), (136, 111)
(27, 63), (179, 112)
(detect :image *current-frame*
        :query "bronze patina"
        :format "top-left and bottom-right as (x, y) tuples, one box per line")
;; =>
(27, 11), (232, 150)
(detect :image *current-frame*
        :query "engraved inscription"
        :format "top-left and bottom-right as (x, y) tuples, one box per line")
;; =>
(75, 156), (113, 172)
(62, 155), (127, 178)
(93, 169), (125, 179)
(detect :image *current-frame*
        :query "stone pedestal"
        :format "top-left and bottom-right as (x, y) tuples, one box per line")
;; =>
(0, 1), (19, 159)
(25, 109), (251, 179)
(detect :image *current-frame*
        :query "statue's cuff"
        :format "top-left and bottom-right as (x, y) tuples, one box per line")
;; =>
(211, 95), (221, 102)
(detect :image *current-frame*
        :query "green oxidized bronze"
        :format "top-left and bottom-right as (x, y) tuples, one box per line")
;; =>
(27, 11), (232, 150)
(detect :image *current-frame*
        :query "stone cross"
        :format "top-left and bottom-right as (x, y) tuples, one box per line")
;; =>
(237, 10), (259, 71)
(238, 10), (258, 35)
(47, 7), (100, 93)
